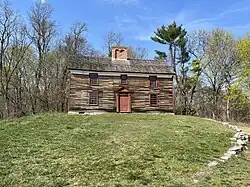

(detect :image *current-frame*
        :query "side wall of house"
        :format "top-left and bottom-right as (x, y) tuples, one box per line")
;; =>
(69, 73), (174, 113)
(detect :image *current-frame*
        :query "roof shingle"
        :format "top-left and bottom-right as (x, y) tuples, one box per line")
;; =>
(69, 56), (174, 74)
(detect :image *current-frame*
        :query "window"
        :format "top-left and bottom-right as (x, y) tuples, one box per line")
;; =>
(89, 91), (98, 105)
(89, 73), (98, 85)
(150, 94), (158, 106)
(149, 76), (157, 89)
(120, 74), (128, 84)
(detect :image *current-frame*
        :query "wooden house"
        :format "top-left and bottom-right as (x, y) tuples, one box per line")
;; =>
(68, 46), (175, 114)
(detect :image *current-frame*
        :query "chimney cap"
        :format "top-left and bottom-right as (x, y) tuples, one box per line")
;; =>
(112, 46), (128, 49)
(112, 46), (128, 60)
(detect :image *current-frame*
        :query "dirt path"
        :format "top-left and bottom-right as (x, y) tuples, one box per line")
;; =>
(241, 126), (250, 135)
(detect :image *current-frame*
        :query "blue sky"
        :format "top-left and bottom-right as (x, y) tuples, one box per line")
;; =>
(8, 0), (250, 58)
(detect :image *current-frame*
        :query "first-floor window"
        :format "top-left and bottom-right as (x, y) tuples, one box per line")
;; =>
(89, 91), (98, 105)
(150, 94), (158, 106)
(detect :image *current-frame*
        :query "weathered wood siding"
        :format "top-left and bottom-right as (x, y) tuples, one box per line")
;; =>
(69, 74), (174, 112)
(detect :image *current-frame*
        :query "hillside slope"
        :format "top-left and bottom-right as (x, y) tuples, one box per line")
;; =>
(0, 113), (240, 186)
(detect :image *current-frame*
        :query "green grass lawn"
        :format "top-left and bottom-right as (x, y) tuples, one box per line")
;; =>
(0, 113), (247, 187)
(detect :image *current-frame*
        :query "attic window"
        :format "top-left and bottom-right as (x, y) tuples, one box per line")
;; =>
(120, 74), (128, 84)
(89, 73), (98, 85)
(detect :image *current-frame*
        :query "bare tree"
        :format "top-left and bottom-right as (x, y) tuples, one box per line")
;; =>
(28, 0), (56, 112)
(203, 28), (238, 119)
(186, 30), (208, 114)
(0, 1), (31, 117)
(128, 46), (148, 59)
(103, 31), (124, 57)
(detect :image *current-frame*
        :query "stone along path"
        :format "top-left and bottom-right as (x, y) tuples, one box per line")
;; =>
(192, 121), (249, 184)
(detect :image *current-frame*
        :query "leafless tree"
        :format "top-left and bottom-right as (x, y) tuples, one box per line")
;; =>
(103, 31), (124, 57)
(128, 46), (148, 59)
(202, 28), (238, 119)
(0, 1), (31, 117)
(28, 0), (56, 112)
(186, 30), (208, 114)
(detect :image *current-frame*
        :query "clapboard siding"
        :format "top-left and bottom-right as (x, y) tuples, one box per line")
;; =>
(69, 73), (174, 112)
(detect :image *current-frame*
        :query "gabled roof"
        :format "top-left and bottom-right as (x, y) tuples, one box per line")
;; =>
(68, 56), (174, 74)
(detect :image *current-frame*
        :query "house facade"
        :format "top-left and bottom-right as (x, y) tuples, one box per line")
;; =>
(68, 46), (175, 114)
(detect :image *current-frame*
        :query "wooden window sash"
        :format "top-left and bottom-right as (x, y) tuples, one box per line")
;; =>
(150, 94), (158, 106)
(149, 76), (158, 89)
(121, 74), (128, 84)
(89, 73), (98, 85)
(89, 91), (99, 105)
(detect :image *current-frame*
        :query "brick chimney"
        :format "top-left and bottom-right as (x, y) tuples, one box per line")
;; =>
(112, 46), (128, 60)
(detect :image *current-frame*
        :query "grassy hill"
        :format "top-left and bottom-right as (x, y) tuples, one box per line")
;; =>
(0, 113), (249, 186)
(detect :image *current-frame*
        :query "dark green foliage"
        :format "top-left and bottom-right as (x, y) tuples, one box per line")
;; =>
(154, 50), (167, 60)
(151, 21), (186, 48)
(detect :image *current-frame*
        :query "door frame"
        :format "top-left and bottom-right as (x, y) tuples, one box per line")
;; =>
(116, 88), (131, 113)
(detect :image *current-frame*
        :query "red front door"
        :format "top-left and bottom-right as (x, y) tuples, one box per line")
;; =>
(119, 93), (130, 113)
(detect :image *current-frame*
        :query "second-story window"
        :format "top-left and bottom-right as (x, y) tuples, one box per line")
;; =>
(121, 74), (128, 84)
(149, 76), (157, 89)
(89, 73), (98, 85)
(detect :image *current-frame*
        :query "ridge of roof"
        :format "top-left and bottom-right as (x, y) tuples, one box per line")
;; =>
(68, 55), (174, 74)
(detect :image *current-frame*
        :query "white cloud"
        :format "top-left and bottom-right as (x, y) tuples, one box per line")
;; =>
(134, 34), (152, 41)
(111, 2), (250, 42)
(34, 0), (47, 4)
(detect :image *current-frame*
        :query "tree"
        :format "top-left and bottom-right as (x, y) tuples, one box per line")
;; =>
(176, 36), (190, 114)
(236, 34), (250, 97)
(103, 31), (124, 57)
(151, 22), (191, 115)
(186, 30), (208, 114)
(128, 46), (148, 59)
(151, 22), (187, 84)
(226, 34), (250, 121)
(0, 1), (30, 117)
(203, 28), (238, 119)
(28, 0), (56, 112)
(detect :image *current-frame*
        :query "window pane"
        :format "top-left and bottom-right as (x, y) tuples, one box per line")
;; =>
(89, 91), (98, 105)
(89, 73), (98, 78)
(149, 76), (157, 81)
(150, 80), (156, 88)
(121, 74), (128, 84)
(89, 73), (98, 85)
(150, 94), (158, 106)
(90, 78), (98, 85)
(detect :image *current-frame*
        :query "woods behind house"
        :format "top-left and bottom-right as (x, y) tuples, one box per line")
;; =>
(0, 1), (249, 121)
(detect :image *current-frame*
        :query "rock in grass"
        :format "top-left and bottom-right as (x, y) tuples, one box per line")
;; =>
(233, 133), (240, 139)
(227, 150), (236, 155)
(220, 155), (231, 160)
(208, 161), (218, 167)
(228, 145), (243, 152)
(230, 137), (237, 141)
(237, 139), (246, 146)
(222, 122), (229, 126)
